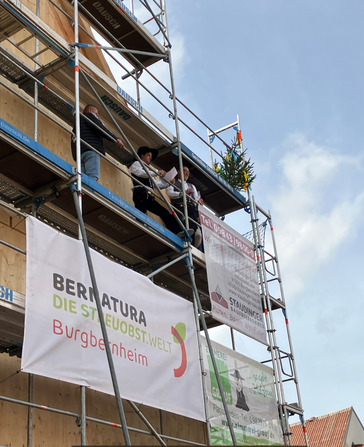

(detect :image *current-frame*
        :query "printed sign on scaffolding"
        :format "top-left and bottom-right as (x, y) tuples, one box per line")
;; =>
(201, 337), (283, 446)
(22, 217), (205, 421)
(199, 207), (267, 344)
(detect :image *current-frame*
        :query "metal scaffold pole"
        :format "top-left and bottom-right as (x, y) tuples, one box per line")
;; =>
(185, 253), (237, 446)
(27, 374), (34, 447)
(163, 1), (189, 231)
(73, 5), (87, 443)
(207, 117), (240, 169)
(166, 49), (190, 230)
(74, 0), (82, 228)
(163, 2), (238, 442)
(191, 301), (212, 446)
(266, 213), (309, 447)
(249, 194), (290, 445)
(80, 386), (86, 446)
(71, 185), (131, 446)
(248, 193), (309, 447)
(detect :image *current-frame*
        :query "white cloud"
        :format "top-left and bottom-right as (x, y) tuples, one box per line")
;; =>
(271, 133), (364, 298)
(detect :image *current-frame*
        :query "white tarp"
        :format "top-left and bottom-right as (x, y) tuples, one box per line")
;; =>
(22, 216), (205, 421)
(199, 207), (267, 345)
(201, 337), (283, 446)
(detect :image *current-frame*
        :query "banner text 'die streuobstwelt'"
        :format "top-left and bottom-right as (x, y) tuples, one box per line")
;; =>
(22, 217), (205, 421)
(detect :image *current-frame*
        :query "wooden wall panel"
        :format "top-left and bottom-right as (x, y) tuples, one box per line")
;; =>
(0, 354), (29, 447)
(40, 0), (115, 79)
(100, 160), (134, 206)
(0, 208), (26, 295)
(32, 375), (81, 447)
(0, 354), (208, 446)
(0, 81), (36, 139)
(164, 411), (208, 445)
(36, 109), (74, 165)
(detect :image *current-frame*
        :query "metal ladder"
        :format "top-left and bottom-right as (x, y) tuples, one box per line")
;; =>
(248, 195), (309, 447)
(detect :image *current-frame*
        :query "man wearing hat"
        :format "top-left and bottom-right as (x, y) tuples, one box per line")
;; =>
(230, 369), (250, 411)
(129, 147), (180, 234)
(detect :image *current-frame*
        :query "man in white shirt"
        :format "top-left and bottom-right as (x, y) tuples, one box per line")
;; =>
(129, 146), (180, 234)
(166, 166), (203, 247)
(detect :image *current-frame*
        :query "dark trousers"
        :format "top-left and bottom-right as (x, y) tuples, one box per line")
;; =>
(133, 189), (180, 234)
(174, 203), (199, 244)
(173, 204), (198, 228)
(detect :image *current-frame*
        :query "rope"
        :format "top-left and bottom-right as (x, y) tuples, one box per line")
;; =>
(242, 219), (268, 247)
(0, 369), (21, 384)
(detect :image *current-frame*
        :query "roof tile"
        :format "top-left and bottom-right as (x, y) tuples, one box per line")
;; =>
(290, 408), (351, 447)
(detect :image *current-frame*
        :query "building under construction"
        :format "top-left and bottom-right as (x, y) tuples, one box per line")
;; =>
(0, 0), (309, 445)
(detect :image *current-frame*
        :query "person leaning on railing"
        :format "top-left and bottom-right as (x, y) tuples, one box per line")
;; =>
(71, 104), (124, 181)
(166, 166), (203, 248)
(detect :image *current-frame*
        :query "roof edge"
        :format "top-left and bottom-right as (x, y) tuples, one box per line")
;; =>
(290, 407), (352, 427)
(342, 407), (354, 447)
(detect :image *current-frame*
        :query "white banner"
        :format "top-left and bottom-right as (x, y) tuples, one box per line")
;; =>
(22, 217), (205, 421)
(201, 337), (283, 446)
(199, 207), (267, 345)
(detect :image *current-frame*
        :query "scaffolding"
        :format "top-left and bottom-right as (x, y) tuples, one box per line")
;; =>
(0, 0), (308, 445)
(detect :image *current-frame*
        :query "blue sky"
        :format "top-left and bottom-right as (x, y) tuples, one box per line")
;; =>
(105, 0), (364, 426)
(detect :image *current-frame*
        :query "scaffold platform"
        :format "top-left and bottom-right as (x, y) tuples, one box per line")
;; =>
(0, 117), (220, 355)
(0, 0), (248, 216)
(64, 0), (167, 68)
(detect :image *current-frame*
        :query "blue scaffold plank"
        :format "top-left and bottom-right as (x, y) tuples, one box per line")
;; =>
(0, 117), (185, 250)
